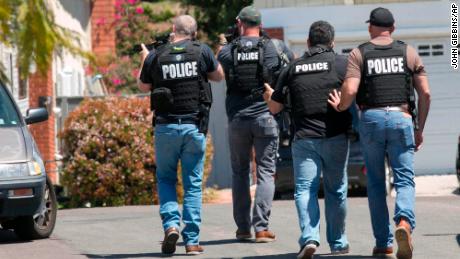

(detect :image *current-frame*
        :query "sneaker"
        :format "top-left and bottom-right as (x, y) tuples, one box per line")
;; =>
(236, 229), (252, 241)
(372, 247), (394, 258)
(297, 241), (318, 259)
(395, 219), (413, 259)
(161, 227), (179, 254)
(255, 230), (276, 243)
(185, 245), (204, 255)
(331, 244), (350, 255)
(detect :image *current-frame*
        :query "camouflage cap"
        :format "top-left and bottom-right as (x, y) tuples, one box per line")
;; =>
(237, 6), (262, 26)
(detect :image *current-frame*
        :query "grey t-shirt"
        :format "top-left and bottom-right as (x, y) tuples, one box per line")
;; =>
(218, 36), (294, 121)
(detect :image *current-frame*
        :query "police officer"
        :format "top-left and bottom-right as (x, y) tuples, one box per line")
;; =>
(138, 15), (224, 256)
(328, 8), (431, 259)
(264, 21), (352, 259)
(217, 6), (294, 243)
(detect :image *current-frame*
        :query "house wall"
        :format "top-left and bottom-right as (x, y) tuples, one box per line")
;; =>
(207, 0), (458, 188)
(52, 0), (92, 97)
(254, 0), (438, 9)
(257, 0), (459, 175)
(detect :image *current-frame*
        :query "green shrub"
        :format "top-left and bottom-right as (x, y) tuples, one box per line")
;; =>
(60, 97), (214, 208)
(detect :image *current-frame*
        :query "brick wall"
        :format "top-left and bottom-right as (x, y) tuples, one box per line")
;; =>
(264, 27), (284, 40)
(91, 0), (116, 55)
(28, 69), (57, 183)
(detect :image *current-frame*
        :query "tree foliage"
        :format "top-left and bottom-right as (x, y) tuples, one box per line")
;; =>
(179, 0), (253, 44)
(91, 0), (177, 94)
(0, 0), (90, 80)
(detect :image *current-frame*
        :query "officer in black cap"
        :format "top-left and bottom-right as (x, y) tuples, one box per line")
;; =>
(138, 15), (224, 256)
(264, 20), (352, 259)
(217, 5), (294, 243)
(328, 7), (431, 259)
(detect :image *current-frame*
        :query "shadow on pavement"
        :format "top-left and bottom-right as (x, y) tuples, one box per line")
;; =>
(223, 254), (375, 259)
(457, 234), (460, 247)
(222, 253), (297, 259)
(452, 188), (460, 195)
(178, 239), (250, 246)
(0, 229), (31, 244)
(85, 253), (187, 258)
(316, 255), (375, 259)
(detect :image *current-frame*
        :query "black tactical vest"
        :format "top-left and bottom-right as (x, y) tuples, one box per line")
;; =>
(287, 47), (342, 116)
(357, 40), (412, 107)
(152, 41), (204, 114)
(226, 37), (267, 97)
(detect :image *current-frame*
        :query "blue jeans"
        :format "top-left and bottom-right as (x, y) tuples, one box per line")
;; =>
(154, 123), (206, 245)
(359, 109), (416, 249)
(292, 133), (349, 251)
(228, 113), (279, 233)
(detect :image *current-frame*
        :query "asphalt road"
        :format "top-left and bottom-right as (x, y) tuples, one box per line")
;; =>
(2, 195), (459, 259)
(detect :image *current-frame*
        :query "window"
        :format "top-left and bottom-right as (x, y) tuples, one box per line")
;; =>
(18, 68), (28, 100)
(417, 44), (444, 57)
(0, 85), (21, 127)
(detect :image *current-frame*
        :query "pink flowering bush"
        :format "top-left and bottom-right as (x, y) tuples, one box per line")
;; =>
(60, 98), (214, 207)
(91, 0), (175, 94)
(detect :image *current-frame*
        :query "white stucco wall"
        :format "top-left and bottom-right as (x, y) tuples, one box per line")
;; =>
(50, 0), (92, 97)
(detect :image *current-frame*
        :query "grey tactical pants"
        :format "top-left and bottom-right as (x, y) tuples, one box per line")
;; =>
(228, 112), (279, 233)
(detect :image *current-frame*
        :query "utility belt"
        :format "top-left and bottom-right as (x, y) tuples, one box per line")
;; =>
(156, 116), (199, 125)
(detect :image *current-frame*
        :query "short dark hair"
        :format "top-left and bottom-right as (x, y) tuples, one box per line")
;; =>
(308, 21), (335, 46)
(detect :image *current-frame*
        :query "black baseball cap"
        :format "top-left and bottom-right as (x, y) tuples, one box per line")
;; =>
(366, 7), (395, 27)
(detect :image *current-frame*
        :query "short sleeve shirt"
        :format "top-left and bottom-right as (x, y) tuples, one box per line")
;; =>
(345, 37), (427, 80)
(140, 39), (218, 85)
(271, 52), (352, 138)
(218, 36), (293, 121)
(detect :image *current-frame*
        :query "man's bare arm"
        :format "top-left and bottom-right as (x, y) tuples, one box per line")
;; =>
(413, 74), (431, 151)
(263, 83), (284, 114)
(137, 44), (153, 93)
(414, 75), (431, 132)
(207, 63), (224, 82)
(328, 77), (360, 112)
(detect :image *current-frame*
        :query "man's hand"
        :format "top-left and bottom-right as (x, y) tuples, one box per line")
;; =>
(328, 89), (342, 111)
(263, 83), (274, 102)
(218, 33), (227, 46)
(415, 130), (423, 152)
(140, 43), (150, 62)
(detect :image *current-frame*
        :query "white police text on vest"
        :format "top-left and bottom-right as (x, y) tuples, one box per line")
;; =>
(295, 62), (329, 74)
(367, 57), (404, 75)
(162, 62), (198, 79)
(238, 52), (259, 61)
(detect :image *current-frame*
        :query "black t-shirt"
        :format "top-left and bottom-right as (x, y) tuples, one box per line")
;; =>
(140, 39), (218, 119)
(271, 52), (352, 139)
(218, 36), (294, 121)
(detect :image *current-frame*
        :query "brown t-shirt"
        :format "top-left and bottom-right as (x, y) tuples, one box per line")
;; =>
(346, 36), (427, 80)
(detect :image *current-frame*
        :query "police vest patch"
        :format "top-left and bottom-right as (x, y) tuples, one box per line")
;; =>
(366, 57), (404, 75)
(237, 52), (259, 61)
(161, 61), (198, 79)
(294, 62), (329, 74)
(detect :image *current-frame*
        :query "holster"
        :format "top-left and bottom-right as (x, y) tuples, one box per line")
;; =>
(198, 82), (213, 135)
(408, 77), (419, 130)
